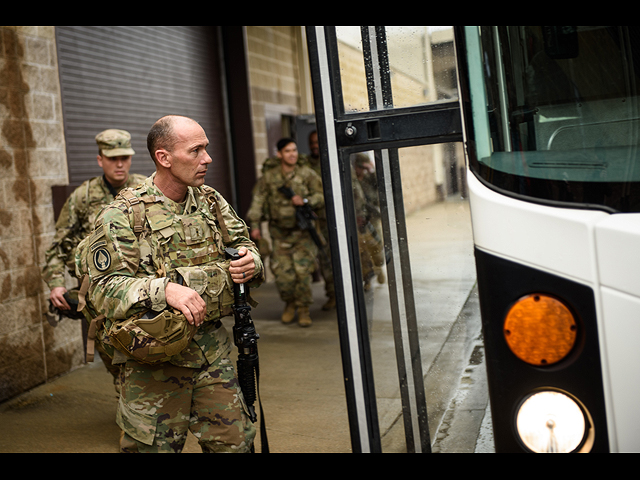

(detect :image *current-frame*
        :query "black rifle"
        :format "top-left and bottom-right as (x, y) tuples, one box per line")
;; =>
(225, 247), (269, 453)
(46, 289), (86, 327)
(278, 186), (326, 256)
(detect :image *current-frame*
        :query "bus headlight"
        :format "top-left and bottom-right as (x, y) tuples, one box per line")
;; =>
(516, 390), (590, 453)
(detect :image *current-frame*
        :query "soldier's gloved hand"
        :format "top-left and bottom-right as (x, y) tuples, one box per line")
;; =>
(165, 282), (207, 327)
(50, 287), (71, 311)
(229, 247), (256, 285)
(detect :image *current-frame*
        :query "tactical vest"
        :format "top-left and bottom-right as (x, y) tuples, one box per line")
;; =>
(77, 184), (236, 365)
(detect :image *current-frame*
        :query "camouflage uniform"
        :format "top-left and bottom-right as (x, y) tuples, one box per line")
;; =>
(353, 154), (385, 290)
(247, 164), (324, 313)
(304, 154), (336, 307)
(42, 130), (145, 381)
(42, 174), (146, 291)
(82, 174), (264, 453)
(265, 154), (336, 304)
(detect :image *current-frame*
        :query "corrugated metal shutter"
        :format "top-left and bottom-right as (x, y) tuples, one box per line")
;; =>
(55, 26), (232, 200)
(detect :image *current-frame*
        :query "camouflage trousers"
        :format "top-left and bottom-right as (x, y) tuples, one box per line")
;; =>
(117, 355), (256, 453)
(270, 230), (318, 307)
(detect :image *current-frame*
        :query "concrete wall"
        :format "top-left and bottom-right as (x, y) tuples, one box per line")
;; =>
(0, 26), (84, 403)
(246, 26), (307, 170)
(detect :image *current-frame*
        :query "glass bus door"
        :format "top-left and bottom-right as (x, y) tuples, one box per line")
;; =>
(306, 26), (477, 453)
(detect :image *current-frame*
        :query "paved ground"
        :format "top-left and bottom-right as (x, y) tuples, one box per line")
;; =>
(0, 198), (494, 453)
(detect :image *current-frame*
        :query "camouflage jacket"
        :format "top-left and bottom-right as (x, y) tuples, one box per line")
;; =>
(42, 174), (146, 289)
(247, 164), (324, 235)
(80, 174), (264, 368)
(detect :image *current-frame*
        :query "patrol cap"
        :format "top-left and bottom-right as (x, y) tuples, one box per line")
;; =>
(96, 129), (136, 158)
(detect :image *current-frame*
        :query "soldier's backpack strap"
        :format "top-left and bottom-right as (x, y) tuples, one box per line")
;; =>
(202, 186), (232, 245)
(77, 273), (91, 313)
(86, 314), (106, 362)
(119, 189), (145, 236)
(118, 189), (164, 238)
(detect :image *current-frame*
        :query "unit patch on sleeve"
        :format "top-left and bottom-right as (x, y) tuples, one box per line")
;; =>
(86, 223), (123, 277)
(93, 248), (113, 273)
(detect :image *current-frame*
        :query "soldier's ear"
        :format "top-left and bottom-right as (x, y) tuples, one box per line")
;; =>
(155, 149), (172, 168)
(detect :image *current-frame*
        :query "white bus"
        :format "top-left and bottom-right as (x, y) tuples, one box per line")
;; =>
(456, 26), (640, 453)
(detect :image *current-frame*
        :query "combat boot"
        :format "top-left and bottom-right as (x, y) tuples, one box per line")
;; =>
(281, 303), (297, 324)
(298, 307), (312, 328)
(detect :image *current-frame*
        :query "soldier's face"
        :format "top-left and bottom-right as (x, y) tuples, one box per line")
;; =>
(168, 121), (212, 188)
(278, 142), (298, 167)
(98, 155), (132, 187)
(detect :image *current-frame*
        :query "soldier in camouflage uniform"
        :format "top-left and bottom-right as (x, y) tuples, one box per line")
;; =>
(42, 129), (146, 381)
(247, 138), (324, 327)
(257, 132), (335, 310)
(353, 153), (386, 291)
(81, 116), (263, 453)
(306, 131), (336, 310)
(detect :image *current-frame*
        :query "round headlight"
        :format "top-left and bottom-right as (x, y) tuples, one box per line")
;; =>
(516, 390), (590, 453)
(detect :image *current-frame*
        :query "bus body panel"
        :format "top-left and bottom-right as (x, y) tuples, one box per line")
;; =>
(600, 288), (640, 452)
(596, 215), (640, 451)
(467, 173), (609, 285)
(596, 216), (640, 298)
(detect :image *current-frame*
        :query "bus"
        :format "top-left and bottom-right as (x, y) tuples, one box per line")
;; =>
(455, 26), (640, 453)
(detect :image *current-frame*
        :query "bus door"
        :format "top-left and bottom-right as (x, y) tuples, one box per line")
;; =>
(306, 27), (471, 453)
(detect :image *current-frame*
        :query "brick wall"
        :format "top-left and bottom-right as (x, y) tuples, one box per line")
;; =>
(0, 26), (83, 403)
(246, 26), (304, 169)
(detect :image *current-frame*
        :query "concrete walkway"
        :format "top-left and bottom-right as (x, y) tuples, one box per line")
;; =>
(0, 198), (493, 453)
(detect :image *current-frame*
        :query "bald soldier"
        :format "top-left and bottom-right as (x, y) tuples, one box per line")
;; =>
(42, 129), (146, 380)
(79, 116), (263, 453)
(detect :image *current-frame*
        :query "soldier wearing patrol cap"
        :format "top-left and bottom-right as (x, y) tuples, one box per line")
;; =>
(42, 129), (146, 382)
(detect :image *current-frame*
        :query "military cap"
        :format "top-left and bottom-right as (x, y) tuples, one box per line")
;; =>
(96, 129), (136, 157)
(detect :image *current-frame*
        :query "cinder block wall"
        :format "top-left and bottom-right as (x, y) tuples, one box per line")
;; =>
(0, 26), (83, 403)
(246, 26), (303, 170)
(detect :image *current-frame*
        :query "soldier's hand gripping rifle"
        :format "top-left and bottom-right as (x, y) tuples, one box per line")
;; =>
(278, 186), (327, 261)
(225, 247), (260, 424)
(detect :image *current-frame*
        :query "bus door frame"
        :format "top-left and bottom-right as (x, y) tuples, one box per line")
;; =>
(306, 26), (464, 453)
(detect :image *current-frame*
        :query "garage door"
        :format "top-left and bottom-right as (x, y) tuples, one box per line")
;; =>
(55, 26), (232, 200)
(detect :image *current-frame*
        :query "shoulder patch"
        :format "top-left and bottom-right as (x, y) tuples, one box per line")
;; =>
(93, 248), (112, 272)
(86, 223), (123, 277)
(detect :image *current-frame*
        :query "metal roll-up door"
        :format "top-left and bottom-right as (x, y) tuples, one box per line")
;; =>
(55, 26), (232, 200)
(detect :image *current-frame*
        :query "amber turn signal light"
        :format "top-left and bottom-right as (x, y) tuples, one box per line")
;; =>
(504, 294), (578, 367)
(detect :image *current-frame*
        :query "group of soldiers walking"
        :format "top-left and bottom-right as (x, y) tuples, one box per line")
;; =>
(41, 119), (384, 453)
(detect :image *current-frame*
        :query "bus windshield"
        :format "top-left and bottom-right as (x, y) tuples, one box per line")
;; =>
(466, 26), (640, 213)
